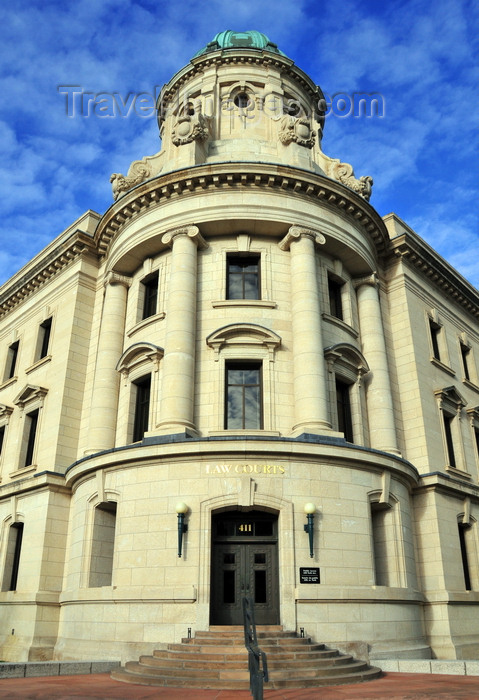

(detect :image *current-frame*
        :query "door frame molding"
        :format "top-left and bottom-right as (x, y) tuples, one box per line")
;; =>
(197, 493), (295, 631)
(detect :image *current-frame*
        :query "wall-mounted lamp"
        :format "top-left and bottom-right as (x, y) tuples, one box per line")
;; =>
(304, 503), (316, 558)
(176, 502), (189, 558)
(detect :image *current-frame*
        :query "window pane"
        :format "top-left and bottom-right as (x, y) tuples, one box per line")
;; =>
(244, 386), (260, 428)
(226, 255), (260, 300)
(223, 570), (235, 604)
(227, 385), (244, 429)
(133, 375), (151, 442)
(244, 273), (259, 299)
(226, 363), (262, 430)
(254, 570), (267, 604)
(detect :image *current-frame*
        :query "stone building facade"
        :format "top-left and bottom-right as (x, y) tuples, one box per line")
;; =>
(0, 31), (478, 664)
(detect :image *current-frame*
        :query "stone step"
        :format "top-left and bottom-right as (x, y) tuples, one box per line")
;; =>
(112, 626), (383, 689)
(153, 647), (340, 662)
(196, 628), (293, 638)
(183, 633), (312, 646)
(111, 665), (382, 690)
(144, 651), (354, 671)
(135, 657), (364, 678)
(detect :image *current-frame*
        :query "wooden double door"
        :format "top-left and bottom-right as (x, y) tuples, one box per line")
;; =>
(210, 510), (279, 625)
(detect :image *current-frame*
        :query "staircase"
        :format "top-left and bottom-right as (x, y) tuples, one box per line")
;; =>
(111, 626), (382, 689)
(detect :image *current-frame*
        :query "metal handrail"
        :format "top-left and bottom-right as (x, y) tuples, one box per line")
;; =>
(242, 596), (269, 700)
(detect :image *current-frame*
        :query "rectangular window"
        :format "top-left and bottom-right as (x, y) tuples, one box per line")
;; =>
(24, 409), (39, 467)
(458, 523), (472, 591)
(460, 343), (471, 381)
(2, 523), (24, 592)
(336, 379), (353, 442)
(133, 375), (151, 442)
(328, 277), (343, 320)
(443, 413), (456, 468)
(38, 318), (52, 360)
(225, 362), (262, 429)
(5, 341), (19, 380)
(0, 425), (5, 457)
(226, 254), (260, 300)
(142, 271), (159, 319)
(429, 319), (441, 361)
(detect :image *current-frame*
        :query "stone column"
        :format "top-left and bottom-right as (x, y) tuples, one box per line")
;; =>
(354, 274), (400, 455)
(156, 225), (207, 435)
(87, 271), (131, 453)
(279, 226), (331, 434)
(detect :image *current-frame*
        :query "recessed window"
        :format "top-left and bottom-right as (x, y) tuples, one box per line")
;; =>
(0, 425), (5, 457)
(458, 523), (472, 591)
(443, 413), (456, 468)
(2, 522), (24, 591)
(234, 92), (251, 109)
(460, 343), (471, 381)
(141, 271), (159, 320)
(89, 502), (117, 587)
(328, 277), (343, 320)
(38, 318), (52, 360)
(225, 362), (262, 429)
(5, 341), (19, 380)
(336, 379), (353, 442)
(24, 409), (39, 467)
(370, 503), (399, 587)
(429, 319), (441, 361)
(226, 254), (260, 300)
(132, 375), (151, 442)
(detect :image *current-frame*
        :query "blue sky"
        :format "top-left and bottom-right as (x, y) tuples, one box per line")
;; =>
(0, 0), (477, 287)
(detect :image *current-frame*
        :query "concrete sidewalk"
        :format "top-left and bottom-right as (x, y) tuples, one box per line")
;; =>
(0, 672), (478, 699)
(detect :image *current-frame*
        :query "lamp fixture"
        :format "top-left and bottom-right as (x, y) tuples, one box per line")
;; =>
(304, 503), (316, 558)
(175, 502), (189, 558)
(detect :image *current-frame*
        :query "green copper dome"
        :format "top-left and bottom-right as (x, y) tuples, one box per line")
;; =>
(193, 30), (287, 58)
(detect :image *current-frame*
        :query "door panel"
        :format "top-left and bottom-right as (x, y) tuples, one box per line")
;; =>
(210, 542), (279, 625)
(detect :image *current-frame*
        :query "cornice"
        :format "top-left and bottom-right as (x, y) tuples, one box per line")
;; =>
(0, 230), (97, 318)
(389, 233), (479, 319)
(94, 162), (389, 260)
(415, 471), (479, 502)
(159, 48), (322, 110)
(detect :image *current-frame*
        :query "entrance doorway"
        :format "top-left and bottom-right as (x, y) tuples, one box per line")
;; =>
(210, 510), (279, 625)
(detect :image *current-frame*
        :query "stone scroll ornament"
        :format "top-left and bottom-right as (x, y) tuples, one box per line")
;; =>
(328, 160), (373, 201)
(171, 113), (210, 146)
(110, 160), (152, 200)
(279, 115), (316, 148)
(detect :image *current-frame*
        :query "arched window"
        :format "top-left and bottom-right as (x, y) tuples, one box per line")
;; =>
(206, 324), (281, 433)
(116, 343), (163, 445)
(324, 344), (369, 445)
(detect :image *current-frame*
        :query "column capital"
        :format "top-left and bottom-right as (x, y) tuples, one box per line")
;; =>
(104, 271), (132, 288)
(162, 225), (208, 250)
(279, 225), (326, 251)
(352, 272), (378, 290)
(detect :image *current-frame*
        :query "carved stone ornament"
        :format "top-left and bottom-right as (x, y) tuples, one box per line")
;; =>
(110, 159), (152, 200)
(279, 115), (315, 149)
(327, 160), (373, 201)
(171, 113), (209, 147)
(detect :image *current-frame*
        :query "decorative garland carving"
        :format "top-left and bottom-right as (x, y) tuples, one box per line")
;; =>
(279, 115), (315, 148)
(172, 113), (210, 146)
(110, 159), (152, 200)
(327, 159), (373, 201)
